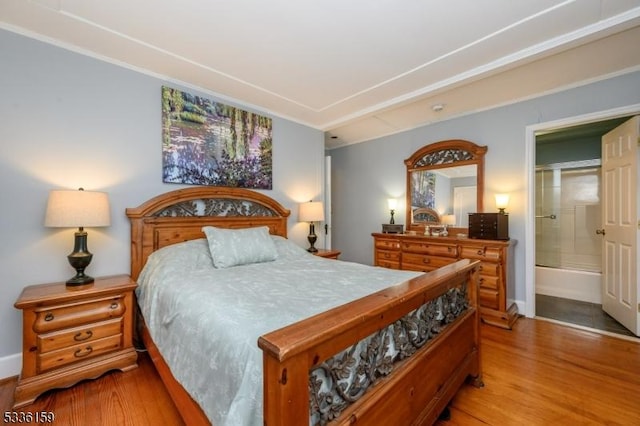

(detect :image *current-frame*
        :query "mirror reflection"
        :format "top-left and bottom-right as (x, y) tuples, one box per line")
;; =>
(410, 165), (477, 228)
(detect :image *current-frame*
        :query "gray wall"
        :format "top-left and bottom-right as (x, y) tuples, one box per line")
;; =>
(0, 29), (325, 366)
(330, 70), (640, 307)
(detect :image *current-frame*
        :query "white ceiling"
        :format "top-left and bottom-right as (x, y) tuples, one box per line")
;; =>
(2, 0), (640, 149)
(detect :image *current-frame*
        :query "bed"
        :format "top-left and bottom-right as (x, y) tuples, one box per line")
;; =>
(126, 186), (483, 426)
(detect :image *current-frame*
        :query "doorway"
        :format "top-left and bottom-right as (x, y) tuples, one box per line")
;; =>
(534, 120), (631, 335)
(524, 104), (640, 337)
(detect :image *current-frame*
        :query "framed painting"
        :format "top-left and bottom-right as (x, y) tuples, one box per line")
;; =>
(162, 86), (273, 189)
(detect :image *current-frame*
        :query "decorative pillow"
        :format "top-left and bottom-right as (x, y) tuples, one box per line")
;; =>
(202, 226), (278, 268)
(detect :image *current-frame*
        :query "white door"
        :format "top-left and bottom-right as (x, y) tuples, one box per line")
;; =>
(601, 116), (640, 335)
(453, 186), (476, 228)
(324, 155), (332, 249)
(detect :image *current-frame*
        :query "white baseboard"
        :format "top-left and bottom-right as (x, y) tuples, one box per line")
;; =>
(514, 299), (526, 318)
(0, 353), (21, 380)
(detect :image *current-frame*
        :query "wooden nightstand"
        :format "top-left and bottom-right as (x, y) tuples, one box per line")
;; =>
(13, 274), (138, 408)
(313, 249), (341, 259)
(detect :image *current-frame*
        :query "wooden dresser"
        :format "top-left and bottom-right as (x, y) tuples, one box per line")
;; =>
(13, 275), (139, 408)
(372, 233), (518, 329)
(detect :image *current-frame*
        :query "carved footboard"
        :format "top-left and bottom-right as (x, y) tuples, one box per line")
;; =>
(258, 259), (483, 426)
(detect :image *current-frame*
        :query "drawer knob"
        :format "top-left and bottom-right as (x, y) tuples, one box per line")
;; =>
(44, 312), (54, 321)
(74, 346), (93, 358)
(74, 330), (93, 342)
(422, 258), (430, 264)
(110, 302), (119, 309)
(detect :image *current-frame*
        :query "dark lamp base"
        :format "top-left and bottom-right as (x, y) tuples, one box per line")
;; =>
(66, 230), (95, 287)
(307, 222), (318, 252)
(66, 274), (95, 286)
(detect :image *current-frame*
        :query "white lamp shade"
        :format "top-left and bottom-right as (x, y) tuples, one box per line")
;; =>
(387, 198), (398, 210)
(45, 189), (111, 228)
(442, 214), (456, 226)
(495, 193), (510, 210)
(299, 201), (324, 222)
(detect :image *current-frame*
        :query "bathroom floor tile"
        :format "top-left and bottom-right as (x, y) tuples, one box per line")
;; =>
(536, 294), (634, 337)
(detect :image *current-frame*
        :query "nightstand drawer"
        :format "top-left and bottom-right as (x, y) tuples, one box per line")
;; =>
(37, 334), (123, 373)
(37, 318), (123, 353)
(33, 296), (126, 333)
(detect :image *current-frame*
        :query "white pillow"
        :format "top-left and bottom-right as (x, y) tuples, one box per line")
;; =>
(202, 226), (278, 268)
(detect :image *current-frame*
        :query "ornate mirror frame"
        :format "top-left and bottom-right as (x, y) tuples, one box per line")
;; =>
(405, 139), (487, 233)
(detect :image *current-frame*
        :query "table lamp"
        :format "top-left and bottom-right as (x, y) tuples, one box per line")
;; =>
(299, 200), (324, 252)
(495, 193), (510, 214)
(387, 198), (398, 224)
(45, 188), (111, 286)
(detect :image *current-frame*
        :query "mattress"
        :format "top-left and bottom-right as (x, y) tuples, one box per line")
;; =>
(136, 235), (421, 426)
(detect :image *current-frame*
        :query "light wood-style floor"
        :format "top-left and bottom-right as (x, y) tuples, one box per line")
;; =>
(2, 318), (639, 425)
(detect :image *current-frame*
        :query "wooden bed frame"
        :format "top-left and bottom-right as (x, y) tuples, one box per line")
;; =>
(126, 186), (483, 426)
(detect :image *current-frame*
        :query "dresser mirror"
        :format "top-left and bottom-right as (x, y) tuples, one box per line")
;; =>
(405, 139), (487, 233)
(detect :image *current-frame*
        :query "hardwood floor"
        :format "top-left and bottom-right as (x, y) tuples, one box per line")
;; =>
(0, 349), (185, 426)
(438, 318), (640, 425)
(2, 319), (639, 425)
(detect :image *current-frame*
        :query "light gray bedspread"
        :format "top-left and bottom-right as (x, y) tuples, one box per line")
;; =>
(136, 236), (420, 426)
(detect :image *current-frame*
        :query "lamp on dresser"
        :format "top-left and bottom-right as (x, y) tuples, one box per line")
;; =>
(441, 214), (456, 236)
(387, 198), (397, 224)
(495, 193), (510, 214)
(45, 188), (111, 286)
(299, 200), (324, 252)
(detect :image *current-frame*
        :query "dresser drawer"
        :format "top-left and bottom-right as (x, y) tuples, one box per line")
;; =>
(479, 288), (499, 310)
(37, 334), (123, 373)
(376, 249), (400, 262)
(401, 241), (458, 258)
(478, 275), (500, 290)
(375, 239), (400, 251)
(377, 259), (400, 269)
(33, 296), (126, 333)
(402, 254), (456, 272)
(478, 261), (500, 276)
(37, 318), (123, 353)
(459, 245), (502, 262)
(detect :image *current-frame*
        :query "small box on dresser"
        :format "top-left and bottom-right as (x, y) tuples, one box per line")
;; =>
(468, 213), (509, 240)
(12, 274), (138, 408)
(382, 224), (404, 234)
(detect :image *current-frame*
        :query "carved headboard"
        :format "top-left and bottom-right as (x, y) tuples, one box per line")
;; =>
(126, 187), (291, 280)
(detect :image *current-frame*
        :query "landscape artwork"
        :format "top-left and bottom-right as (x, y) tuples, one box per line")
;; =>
(162, 86), (273, 189)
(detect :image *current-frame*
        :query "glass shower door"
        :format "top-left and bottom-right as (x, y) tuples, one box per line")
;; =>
(535, 161), (602, 272)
